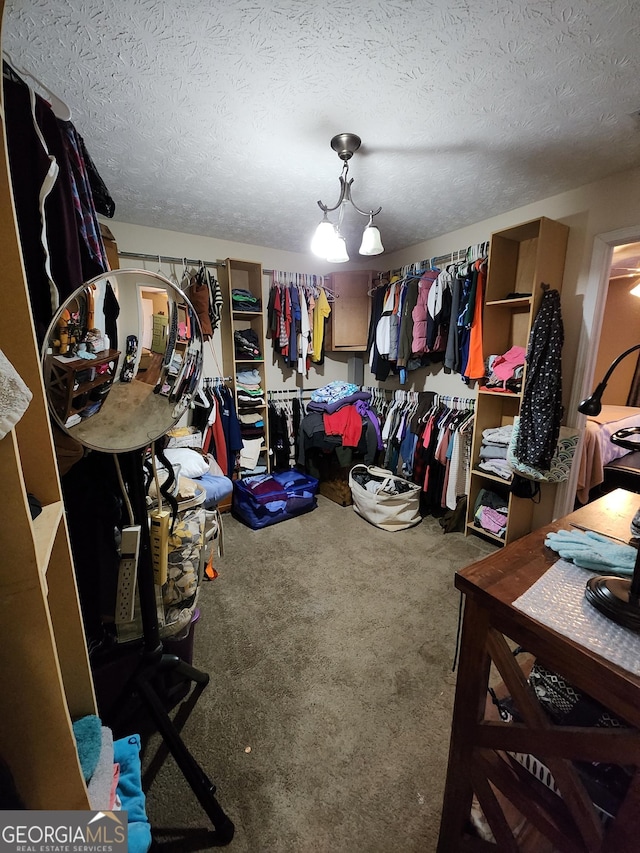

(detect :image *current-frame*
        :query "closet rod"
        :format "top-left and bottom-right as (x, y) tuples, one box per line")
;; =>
(118, 250), (227, 268)
(118, 252), (324, 279)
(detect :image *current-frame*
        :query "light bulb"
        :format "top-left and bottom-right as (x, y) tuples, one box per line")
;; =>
(326, 232), (349, 263)
(359, 222), (384, 256)
(311, 217), (337, 258)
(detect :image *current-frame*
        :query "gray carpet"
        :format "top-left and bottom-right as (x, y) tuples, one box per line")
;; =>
(142, 495), (496, 852)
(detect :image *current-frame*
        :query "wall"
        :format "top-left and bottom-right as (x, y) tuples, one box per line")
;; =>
(108, 162), (640, 415)
(380, 164), (640, 421)
(594, 277), (640, 405)
(108, 221), (351, 392)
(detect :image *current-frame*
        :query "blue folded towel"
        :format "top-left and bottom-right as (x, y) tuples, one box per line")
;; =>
(113, 734), (151, 853)
(72, 715), (102, 782)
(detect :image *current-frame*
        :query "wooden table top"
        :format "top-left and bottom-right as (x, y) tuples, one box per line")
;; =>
(456, 488), (640, 726)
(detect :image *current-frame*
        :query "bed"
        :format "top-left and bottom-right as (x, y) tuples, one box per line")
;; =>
(576, 405), (640, 503)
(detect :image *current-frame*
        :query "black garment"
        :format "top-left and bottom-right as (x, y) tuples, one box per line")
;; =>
(61, 452), (122, 648)
(76, 130), (115, 218)
(269, 402), (291, 471)
(3, 69), (84, 342)
(516, 289), (564, 469)
(444, 271), (462, 372)
(103, 282), (120, 350)
(217, 385), (243, 478)
(367, 285), (392, 381)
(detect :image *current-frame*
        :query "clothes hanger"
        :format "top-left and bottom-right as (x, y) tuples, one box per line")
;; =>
(3, 51), (72, 121)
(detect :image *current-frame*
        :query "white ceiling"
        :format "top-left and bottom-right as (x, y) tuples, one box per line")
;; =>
(4, 0), (640, 259)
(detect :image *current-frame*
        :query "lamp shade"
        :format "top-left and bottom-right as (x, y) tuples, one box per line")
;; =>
(359, 223), (384, 256)
(311, 219), (337, 258)
(325, 233), (349, 263)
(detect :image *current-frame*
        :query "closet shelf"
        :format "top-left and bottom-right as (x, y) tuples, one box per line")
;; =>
(466, 215), (569, 548)
(32, 501), (64, 578)
(485, 296), (532, 309)
(471, 468), (513, 487)
(466, 522), (505, 544)
(232, 310), (262, 318)
(477, 388), (521, 398)
(235, 358), (264, 364)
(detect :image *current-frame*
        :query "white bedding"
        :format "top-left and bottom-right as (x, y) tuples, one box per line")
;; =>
(577, 405), (640, 503)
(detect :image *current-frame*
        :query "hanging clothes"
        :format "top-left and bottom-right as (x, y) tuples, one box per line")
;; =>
(268, 273), (332, 375)
(311, 286), (331, 364)
(4, 66), (85, 340)
(515, 288), (564, 469)
(187, 265), (214, 340)
(462, 259), (486, 381)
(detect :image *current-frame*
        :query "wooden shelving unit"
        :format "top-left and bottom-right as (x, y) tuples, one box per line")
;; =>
(218, 258), (270, 475)
(466, 216), (569, 546)
(0, 1), (98, 807)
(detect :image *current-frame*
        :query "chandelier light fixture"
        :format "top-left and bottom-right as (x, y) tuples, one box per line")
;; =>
(311, 133), (384, 263)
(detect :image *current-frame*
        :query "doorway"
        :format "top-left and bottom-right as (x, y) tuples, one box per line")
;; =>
(558, 230), (640, 517)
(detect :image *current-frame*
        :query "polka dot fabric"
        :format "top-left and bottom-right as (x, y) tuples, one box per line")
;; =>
(515, 289), (564, 470)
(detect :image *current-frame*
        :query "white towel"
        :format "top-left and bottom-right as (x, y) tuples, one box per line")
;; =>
(0, 349), (32, 439)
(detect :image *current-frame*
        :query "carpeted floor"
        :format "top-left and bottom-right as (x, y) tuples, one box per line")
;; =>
(141, 495), (496, 852)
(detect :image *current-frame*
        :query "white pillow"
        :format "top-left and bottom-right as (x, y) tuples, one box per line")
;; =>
(160, 448), (209, 479)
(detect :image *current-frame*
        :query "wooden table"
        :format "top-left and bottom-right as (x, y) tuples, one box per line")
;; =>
(46, 348), (120, 422)
(437, 489), (640, 852)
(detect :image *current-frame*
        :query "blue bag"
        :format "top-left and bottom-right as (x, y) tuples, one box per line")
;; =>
(232, 470), (319, 529)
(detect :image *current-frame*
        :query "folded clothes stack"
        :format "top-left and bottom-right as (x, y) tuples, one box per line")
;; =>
(72, 716), (151, 853)
(478, 423), (513, 480)
(232, 288), (261, 312)
(236, 368), (266, 474)
(234, 327), (261, 359)
(473, 488), (509, 539)
(238, 409), (265, 440)
(306, 380), (371, 414)
(236, 368), (265, 410)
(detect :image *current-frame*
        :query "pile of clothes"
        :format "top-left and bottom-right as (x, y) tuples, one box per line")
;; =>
(297, 381), (383, 469)
(236, 368), (266, 475)
(478, 423), (513, 481)
(234, 327), (261, 359)
(232, 288), (261, 312)
(473, 488), (509, 539)
(483, 345), (526, 393)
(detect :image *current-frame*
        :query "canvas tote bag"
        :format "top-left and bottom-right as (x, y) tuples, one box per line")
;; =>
(348, 464), (421, 531)
(507, 416), (580, 483)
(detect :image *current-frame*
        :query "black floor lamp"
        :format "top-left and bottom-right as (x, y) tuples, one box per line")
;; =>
(579, 343), (640, 632)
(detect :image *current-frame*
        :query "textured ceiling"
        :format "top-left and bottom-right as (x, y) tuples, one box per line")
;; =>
(3, 0), (640, 258)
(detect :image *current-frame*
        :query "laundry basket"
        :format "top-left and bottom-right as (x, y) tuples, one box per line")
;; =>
(348, 464), (421, 531)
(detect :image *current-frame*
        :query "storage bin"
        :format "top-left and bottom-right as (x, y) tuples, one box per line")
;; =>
(232, 470), (319, 529)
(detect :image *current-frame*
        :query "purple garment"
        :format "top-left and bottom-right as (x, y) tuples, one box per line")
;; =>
(306, 390), (372, 414)
(479, 506), (507, 536)
(355, 400), (384, 450)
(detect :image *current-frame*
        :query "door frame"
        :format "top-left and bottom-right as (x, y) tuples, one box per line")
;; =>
(556, 225), (640, 518)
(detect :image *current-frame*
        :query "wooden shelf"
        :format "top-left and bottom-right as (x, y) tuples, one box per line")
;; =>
(219, 259), (271, 474)
(0, 10), (98, 809)
(485, 296), (532, 309)
(465, 522), (506, 544)
(478, 387), (521, 399)
(32, 501), (64, 578)
(471, 467), (513, 486)
(466, 216), (569, 547)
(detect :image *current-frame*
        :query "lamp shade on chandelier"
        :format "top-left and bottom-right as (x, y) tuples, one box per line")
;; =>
(311, 133), (384, 263)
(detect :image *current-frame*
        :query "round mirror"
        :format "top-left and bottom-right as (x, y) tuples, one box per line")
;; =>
(41, 269), (204, 453)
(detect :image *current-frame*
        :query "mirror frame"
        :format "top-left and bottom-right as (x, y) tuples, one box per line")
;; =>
(41, 268), (204, 453)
